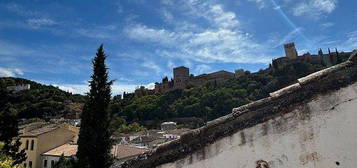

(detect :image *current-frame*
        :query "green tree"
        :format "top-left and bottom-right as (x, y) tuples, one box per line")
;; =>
(53, 155), (76, 168)
(76, 45), (113, 168)
(0, 104), (27, 165)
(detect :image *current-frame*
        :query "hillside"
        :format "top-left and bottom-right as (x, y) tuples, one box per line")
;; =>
(112, 55), (350, 128)
(0, 77), (87, 120)
(0, 52), (351, 126)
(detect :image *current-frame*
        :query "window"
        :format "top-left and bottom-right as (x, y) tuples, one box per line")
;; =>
(25, 140), (29, 150)
(24, 163), (27, 168)
(29, 161), (32, 168)
(51, 160), (54, 168)
(30, 140), (34, 151)
(44, 160), (48, 168)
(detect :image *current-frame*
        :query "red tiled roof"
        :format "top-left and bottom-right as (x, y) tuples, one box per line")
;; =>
(42, 144), (77, 157)
(112, 145), (148, 159)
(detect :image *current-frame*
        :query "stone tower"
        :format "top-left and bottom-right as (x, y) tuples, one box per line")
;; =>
(173, 66), (189, 89)
(284, 42), (298, 58)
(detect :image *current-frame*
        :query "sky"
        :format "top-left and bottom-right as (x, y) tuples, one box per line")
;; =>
(0, 0), (356, 95)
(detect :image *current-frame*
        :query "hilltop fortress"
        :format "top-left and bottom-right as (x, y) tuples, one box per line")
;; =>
(272, 42), (351, 68)
(128, 42), (352, 97)
(153, 67), (246, 94)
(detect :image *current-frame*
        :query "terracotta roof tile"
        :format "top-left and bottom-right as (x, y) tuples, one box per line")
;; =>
(42, 144), (77, 157)
(112, 145), (148, 159)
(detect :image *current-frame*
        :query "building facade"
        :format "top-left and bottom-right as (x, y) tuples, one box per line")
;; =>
(19, 123), (79, 168)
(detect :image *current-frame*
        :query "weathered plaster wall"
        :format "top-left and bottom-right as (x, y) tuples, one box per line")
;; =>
(157, 83), (357, 168)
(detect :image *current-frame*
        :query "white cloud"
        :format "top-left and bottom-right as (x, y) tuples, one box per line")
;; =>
(124, 24), (180, 45)
(247, 0), (266, 9)
(321, 22), (334, 28)
(0, 40), (34, 56)
(54, 83), (154, 95)
(26, 18), (57, 28)
(141, 61), (162, 74)
(3, 3), (38, 17)
(194, 64), (212, 74)
(124, 0), (272, 64)
(292, 0), (337, 19)
(273, 6), (281, 10)
(0, 67), (23, 77)
(340, 31), (357, 51)
(208, 5), (239, 28)
(77, 25), (117, 39)
(118, 77), (133, 82)
(13, 68), (24, 75)
(161, 9), (174, 23)
(167, 60), (175, 69)
(182, 1), (239, 29)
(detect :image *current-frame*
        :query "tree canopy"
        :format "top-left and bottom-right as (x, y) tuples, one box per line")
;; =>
(114, 60), (339, 128)
(77, 45), (113, 168)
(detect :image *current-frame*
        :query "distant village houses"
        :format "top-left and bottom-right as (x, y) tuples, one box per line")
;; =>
(18, 121), (151, 168)
(19, 122), (79, 168)
(18, 120), (189, 168)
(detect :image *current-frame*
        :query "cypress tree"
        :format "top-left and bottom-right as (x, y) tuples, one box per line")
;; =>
(77, 45), (113, 168)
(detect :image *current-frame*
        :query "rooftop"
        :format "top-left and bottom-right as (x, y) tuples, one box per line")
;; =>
(112, 145), (149, 160)
(20, 123), (60, 137)
(42, 144), (77, 157)
(19, 122), (79, 137)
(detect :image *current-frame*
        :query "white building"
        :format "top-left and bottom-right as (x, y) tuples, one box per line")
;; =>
(7, 84), (30, 93)
(160, 122), (176, 131)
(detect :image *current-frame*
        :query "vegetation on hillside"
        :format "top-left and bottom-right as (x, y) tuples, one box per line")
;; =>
(0, 104), (26, 166)
(112, 61), (333, 128)
(0, 77), (87, 120)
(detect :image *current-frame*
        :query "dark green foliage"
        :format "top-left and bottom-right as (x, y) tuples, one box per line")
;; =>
(0, 77), (87, 119)
(77, 45), (113, 168)
(0, 102), (27, 165)
(117, 122), (146, 134)
(53, 155), (77, 168)
(162, 76), (168, 83)
(115, 61), (336, 126)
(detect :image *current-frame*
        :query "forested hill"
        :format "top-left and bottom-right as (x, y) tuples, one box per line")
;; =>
(0, 77), (87, 120)
(0, 53), (350, 126)
(112, 58), (348, 128)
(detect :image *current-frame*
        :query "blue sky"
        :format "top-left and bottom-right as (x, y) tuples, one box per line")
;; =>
(0, 0), (356, 95)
